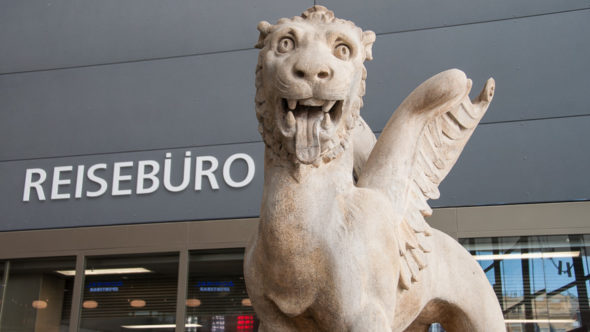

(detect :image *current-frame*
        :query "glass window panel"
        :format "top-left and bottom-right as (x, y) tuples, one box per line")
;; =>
(186, 249), (258, 331)
(79, 253), (179, 331)
(461, 235), (590, 331)
(0, 256), (76, 332)
(501, 253), (525, 321)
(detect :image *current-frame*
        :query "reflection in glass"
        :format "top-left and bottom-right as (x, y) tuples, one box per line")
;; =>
(79, 253), (179, 332)
(187, 249), (258, 331)
(460, 235), (590, 332)
(0, 257), (75, 332)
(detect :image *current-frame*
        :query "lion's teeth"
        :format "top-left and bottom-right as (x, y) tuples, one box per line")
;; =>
(321, 112), (332, 130)
(287, 99), (297, 110)
(322, 100), (336, 113)
(286, 110), (296, 128)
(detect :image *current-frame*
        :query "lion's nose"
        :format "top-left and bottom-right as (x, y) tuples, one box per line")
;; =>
(292, 62), (332, 82)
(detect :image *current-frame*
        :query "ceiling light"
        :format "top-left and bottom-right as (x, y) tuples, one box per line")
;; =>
(186, 298), (201, 307)
(122, 324), (202, 329)
(55, 267), (153, 276)
(32, 300), (48, 309)
(474, 251), (580, 261)
(83, 300), (98, 309)
(129, 299), (146, 308)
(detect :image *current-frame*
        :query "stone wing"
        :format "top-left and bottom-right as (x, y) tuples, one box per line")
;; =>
(357, 69), (495, 289)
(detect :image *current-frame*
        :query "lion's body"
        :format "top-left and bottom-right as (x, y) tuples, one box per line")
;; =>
(245, 6), (505, 332)
(245, 148), (400, 331)
(244, 144), (504, 332)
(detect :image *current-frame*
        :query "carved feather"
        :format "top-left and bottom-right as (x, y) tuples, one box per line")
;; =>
(357, 69), (495, 290)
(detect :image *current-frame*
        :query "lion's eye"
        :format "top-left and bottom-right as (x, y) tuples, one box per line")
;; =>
(334, 44), (351, 60)
(277, 37), (295, 53)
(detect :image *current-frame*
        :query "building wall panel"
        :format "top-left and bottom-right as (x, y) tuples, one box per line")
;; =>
(436, 115), (590, 207)
(0, 49), (260, 161)
(0, 0), (312, 73)
(1, 10), (588, 161)
(362, 9), (590, 130)
(319, 0), (589, 34)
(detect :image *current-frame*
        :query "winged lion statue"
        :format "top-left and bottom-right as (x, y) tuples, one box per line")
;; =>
(244, 6), (505, 332)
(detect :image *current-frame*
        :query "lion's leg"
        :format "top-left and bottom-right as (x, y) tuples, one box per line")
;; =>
(245, 248), (300, 332)
(402, 299), (444, 332)
(259, 320), (297, 332)
(435, 296), (505, 332)
(253, 296), (300, 332)
(349, 303), (391, 332)
(410, 298), (503, 331)
(246, 283), (300, 331)
(403, 322), (430, 332)
(403, 299), (476, 331)
(426, 230), (506, 332)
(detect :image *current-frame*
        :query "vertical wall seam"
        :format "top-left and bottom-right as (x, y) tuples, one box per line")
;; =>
(175, 250), (189, 332)
(0, 261), (10, 327)
(68, 254), (86, 332)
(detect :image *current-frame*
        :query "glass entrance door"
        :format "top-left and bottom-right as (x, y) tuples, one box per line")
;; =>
(0, 257), (76, 332)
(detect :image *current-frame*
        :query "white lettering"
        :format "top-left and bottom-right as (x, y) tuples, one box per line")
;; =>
(112, 161), (134, 196)
(75, 165), (85, 199)
(223, 153), (255, 188)
(136, 160), (160, 195)
(22, 151), (257, 201)
(163, 152), (191, 192)
(195, 156), (219, 190)
(86, 164), (108, 198)
(23, 168), (47, 202)
(51, 166), (72, 200)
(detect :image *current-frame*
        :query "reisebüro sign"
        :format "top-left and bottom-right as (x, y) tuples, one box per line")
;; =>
(1, 143), (263, 231)
(23, 151), (255, 202)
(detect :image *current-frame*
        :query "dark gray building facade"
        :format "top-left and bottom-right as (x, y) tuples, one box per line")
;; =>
(1, 1), (589, 331)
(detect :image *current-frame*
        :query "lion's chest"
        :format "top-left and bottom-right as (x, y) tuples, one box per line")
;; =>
(256, 175), (397, 317)
(260, 176), (347, 258)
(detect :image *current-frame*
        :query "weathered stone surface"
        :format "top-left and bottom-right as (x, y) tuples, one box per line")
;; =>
(244, 6), (505, 331)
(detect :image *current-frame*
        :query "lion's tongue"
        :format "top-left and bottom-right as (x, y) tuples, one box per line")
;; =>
(295, 109), (322, 164)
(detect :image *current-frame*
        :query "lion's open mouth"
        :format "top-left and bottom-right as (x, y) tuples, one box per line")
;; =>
(277, 98), (343, 164)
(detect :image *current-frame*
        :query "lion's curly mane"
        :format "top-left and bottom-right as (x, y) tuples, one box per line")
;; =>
(254, 6), (371, 166)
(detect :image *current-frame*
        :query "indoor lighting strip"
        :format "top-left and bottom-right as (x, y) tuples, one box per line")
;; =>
(122, 324), (201, 329)
(55, 267), (153, 276)
(474, 251), (580, 261)
(505, 319), (576, 324)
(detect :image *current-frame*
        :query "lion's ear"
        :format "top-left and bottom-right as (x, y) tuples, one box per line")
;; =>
(255, 21), (273, 49)
(362, 30), (376, 61)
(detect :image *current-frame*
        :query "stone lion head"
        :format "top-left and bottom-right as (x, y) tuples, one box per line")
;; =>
(255, 6), (375, 166)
